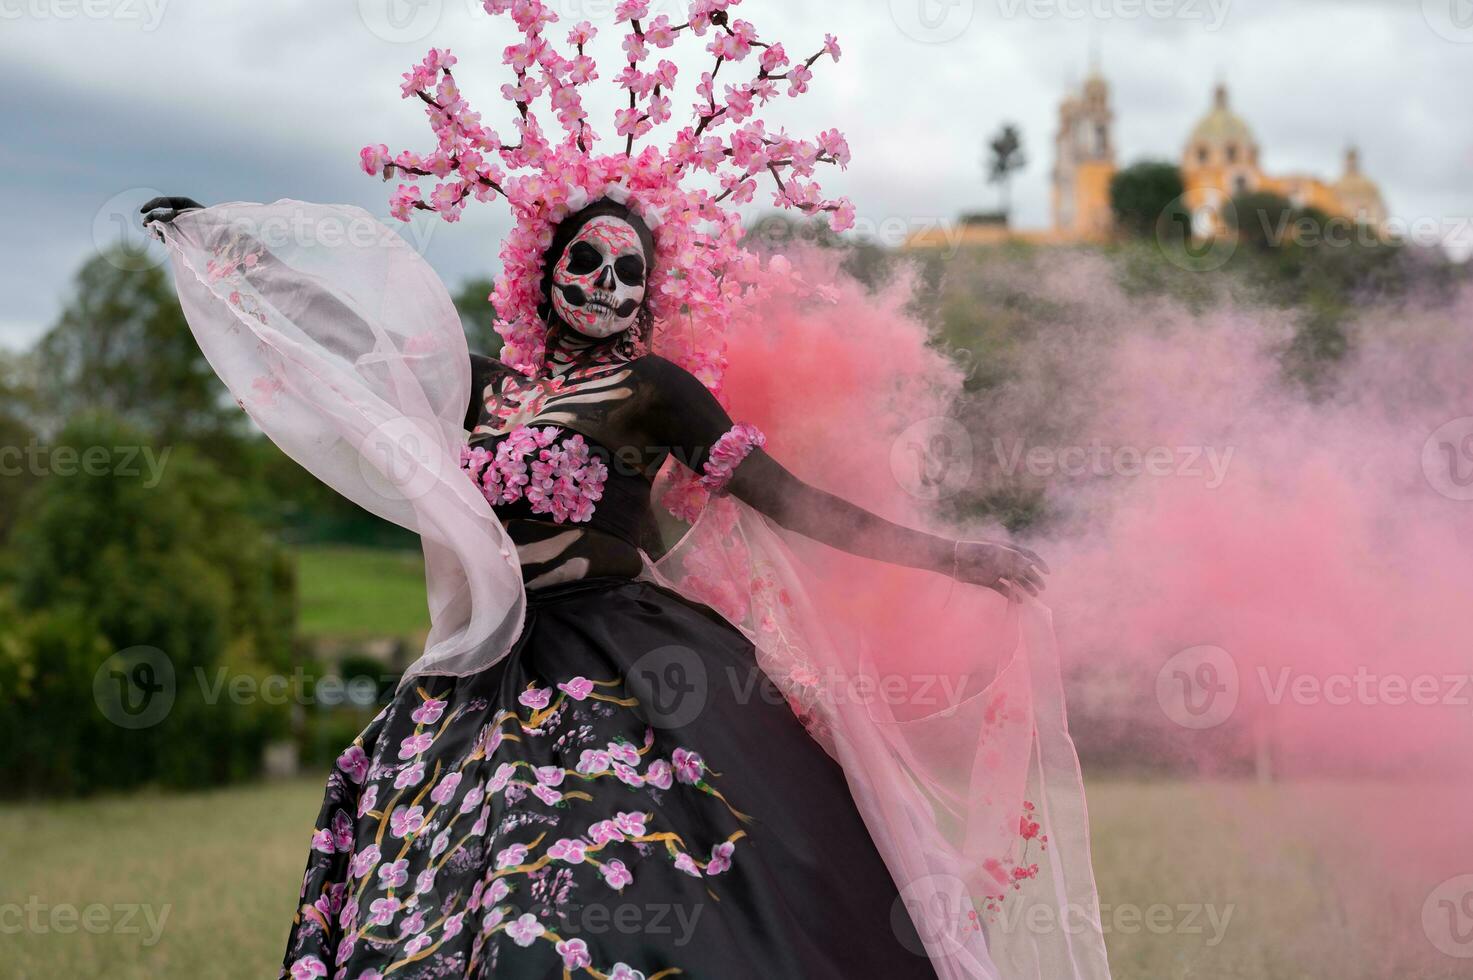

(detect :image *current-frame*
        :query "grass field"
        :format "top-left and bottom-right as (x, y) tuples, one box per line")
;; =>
(293, 546), (429, 642)
(0, 778), (1458, 980)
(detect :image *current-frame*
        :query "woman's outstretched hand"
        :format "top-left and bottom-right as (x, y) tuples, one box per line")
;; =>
(140, 197), (205, 226)
(951, 540), (1050, 600)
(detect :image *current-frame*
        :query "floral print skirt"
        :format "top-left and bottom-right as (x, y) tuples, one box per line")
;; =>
(283, 577), (936, 979)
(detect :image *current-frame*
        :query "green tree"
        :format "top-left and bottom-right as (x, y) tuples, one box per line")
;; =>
(3, 412), (295, 795)
(454, 276), (504, 358)
(986, 124), (1027, 216)
(32, 251), (243, 446)
(1109, 161), (1187, 240)
(0, 351), (41, 547)
(1227, 191), (1300, 253)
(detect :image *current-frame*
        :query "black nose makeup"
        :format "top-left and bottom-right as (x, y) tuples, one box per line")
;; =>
(595, 265), (615, 290)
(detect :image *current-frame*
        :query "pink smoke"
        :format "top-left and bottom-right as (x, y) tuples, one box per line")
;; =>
(719, 243), (1473, 931)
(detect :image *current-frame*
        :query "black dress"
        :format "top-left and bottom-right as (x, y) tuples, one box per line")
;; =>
(280, 351), (938, 979)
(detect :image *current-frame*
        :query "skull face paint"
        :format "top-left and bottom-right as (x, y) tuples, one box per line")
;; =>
(550, 215), (648, 338)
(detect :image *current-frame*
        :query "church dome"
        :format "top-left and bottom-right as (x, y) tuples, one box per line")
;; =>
(1188, 84), (1257, 153)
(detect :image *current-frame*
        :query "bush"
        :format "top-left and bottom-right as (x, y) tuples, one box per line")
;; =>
(1110, 161), (1187, 241)
(0, 413), (296, 796)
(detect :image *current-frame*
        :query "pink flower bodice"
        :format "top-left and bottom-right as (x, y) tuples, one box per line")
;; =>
(460, 425), (609, 525)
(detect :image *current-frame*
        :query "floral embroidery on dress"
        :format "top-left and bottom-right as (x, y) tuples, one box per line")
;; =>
(286, 673), (747, 979)
(460, 425), (609, 524)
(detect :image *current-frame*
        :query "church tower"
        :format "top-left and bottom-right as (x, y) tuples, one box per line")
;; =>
(1051, 66), (1117, 241)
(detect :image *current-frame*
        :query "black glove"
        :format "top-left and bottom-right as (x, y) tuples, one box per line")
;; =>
(140, 196), (205, 226)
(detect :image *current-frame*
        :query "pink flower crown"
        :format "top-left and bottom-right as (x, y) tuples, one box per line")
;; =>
(361, 0), (853, 390)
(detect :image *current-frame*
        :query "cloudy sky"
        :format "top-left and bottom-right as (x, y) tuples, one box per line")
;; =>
(2, 0), (1469, 350)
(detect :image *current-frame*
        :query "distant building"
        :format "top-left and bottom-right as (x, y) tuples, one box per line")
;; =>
(1179, 83), (1388, 237)
(1051, 68), (1117, 242)
(906, 74), (1389, 250)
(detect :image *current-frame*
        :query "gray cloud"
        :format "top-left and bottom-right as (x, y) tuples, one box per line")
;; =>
(1, 0), (1468, 348)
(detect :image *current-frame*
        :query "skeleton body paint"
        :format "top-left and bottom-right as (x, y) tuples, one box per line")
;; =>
(550, 215), (647, 338)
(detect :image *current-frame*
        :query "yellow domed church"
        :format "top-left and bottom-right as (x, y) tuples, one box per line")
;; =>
(908, 72), (1391, 250)
(1051, 75), (1389, 242)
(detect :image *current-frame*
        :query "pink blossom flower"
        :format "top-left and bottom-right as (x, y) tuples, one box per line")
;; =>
(621, 33), (649, 63)
(588, 819), (626, 845)
(289, 956), (328, 980)
(600, 859), (634, 890)
(430, 771), (463, 804)
(390, 806), (425, 838)
(506, 912), (545, 947)
(398, 732), (433, 760)
(613, 811), (648, 837)
(368, 896), (400, 927)
(399, 910), (427, 937)
(496, 843), (529, 869)
(673, 852), (703, 877)
(698, 424), (766, 493)
(613, 763), (645, 787)
(645, 759), (673, 790)
(645, 15), (677, 47)
(379, 859), (410, 888)
(488, 764), (515, 794)
(787, 63), (813, 97)
(359, 144), (392, 176)
(672, 747), (705, 784)
(824, 33), (842, 61)
(614, 0), (649, 22)
(706, 840), (735, 875)
(519, 686), (552, 710)
(557, 937), (593, 969)
(548, 838), (588, 863)
(337, 745), (370, 783)
(535, 765), (565, 786)
(443, 911), (466, 939)
(412, 698), (447, 725)
(609, 965), (645, 980)
(395, 762), (426, 790)
(532, 783), (564, 805)
(577, 749), (612, 774)
(607, 741), (640, 766)
(388, 184), (423, 222)
(558, 676), (594, 700)
(349, 845), (380, 879)
(461, 784), (488, 811)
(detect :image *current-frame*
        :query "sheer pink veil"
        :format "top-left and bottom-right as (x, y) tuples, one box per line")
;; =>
(155, 202), (527, 681)
(649, 250), (1111, 978)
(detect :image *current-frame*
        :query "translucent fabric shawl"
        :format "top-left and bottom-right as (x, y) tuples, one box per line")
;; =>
(157, 202), (1110, 980)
